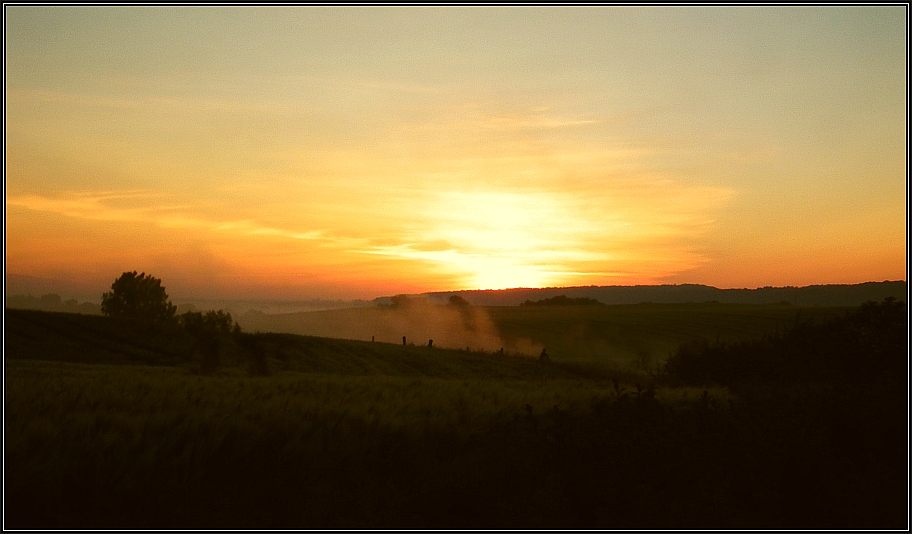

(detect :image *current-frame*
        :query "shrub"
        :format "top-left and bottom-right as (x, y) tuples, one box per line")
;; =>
(177, 310), (241, 374)
(663, 298), (907, 388)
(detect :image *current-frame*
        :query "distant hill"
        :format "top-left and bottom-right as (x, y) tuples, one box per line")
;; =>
(5, 273), (102, 302)
(5, 293), (102, 315)
(407, 281), (907, 307)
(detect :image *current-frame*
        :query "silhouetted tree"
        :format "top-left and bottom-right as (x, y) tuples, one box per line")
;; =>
(101, 271), (177, 324)
(178, 309), (239, 337)
(178, 309), (240, 374)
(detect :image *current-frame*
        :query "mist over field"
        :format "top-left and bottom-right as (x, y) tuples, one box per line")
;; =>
(238, 297), (543, 355)
(231, 281), (905, 366)
(8, 276), (905, 371)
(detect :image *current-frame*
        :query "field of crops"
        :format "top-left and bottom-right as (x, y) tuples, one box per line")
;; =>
(4, 303), (905, 529)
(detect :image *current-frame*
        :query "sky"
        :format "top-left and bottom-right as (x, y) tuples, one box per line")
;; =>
(5, 6), (907, 301)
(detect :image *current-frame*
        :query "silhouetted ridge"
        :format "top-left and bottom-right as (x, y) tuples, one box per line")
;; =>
(415, 281), (906, 307)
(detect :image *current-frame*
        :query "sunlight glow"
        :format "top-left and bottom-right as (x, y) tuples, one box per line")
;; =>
(359, 190), (617, 289)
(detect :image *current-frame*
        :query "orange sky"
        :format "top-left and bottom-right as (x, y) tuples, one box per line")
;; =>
(5, 6), (907, 301)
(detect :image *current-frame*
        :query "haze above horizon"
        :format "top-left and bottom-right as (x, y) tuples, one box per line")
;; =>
(5, 6), (907, 301)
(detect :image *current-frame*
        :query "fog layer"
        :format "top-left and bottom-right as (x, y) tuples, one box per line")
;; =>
(238, 300), (542, 355)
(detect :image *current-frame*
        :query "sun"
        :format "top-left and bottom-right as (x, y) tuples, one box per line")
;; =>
(462, 256), (552, 290)
(426, 191), (563, 288)
(360, 188), (607, 290)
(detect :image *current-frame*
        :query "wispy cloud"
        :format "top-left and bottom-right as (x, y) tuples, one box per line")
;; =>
(450, 103), (601, 132)
(7, 190), (186, 221)
(476, 112), (600, 130)
(6, 88), (306, 115)
(7, 190), (330, 244)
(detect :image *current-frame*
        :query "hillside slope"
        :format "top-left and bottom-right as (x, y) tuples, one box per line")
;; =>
(237, 302), (854, 367)
(4, 308), (592, 381)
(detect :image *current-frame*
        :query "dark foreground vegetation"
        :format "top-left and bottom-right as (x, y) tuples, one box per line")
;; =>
(4, 299), (908, 529)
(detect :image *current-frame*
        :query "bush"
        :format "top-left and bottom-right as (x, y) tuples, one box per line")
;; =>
(664, 298), (907, 388)
(178, 310), (239, 338)
(177, 310), (241, 374)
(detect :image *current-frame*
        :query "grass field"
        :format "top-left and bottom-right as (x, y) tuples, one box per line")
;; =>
(238, 301), (852, 368)
(4, 304), (906, 529)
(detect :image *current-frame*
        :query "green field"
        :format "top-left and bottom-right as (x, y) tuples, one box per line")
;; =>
(4, 304), (905, 529)
(238, 301), (851, 368)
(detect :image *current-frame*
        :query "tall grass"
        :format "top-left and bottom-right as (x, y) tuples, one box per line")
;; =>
(5, 302), (906, 529)
(4, 356), (733, 529)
